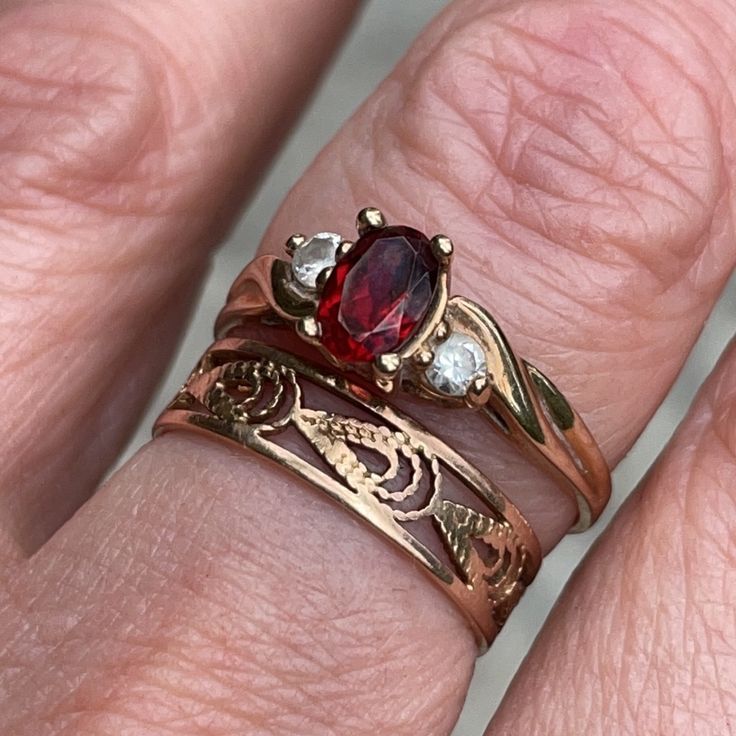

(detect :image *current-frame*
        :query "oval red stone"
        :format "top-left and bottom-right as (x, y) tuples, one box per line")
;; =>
(316, 225), (440, 363)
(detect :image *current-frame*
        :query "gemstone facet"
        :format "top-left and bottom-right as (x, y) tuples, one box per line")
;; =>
(291, 232), (341, 290)
(426, 333), (487, 396)
(316, 226), (440, 363)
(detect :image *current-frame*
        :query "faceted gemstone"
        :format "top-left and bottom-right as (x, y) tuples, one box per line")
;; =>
(426, 332), (487, 396)
(316, 226), (440, 363)
(291, 232), (341, 289)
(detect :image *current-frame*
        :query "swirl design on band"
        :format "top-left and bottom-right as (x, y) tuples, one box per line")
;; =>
(155, 339), (541, 646)
(431, 295), (610, 531)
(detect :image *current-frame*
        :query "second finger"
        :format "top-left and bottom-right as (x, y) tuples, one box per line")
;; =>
(0, 0), (360, 555)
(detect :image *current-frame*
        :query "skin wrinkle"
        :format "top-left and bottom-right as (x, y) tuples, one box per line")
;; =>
(585, 33), (712, 206)
(603, 10), (723, 147)
(0, 268), (200, 547)
(394, 131), (654, 315)
(486, 60), (710, 258)
(398, 58), (712, 288)
(0, 257), (185, 355)
(631, 0), (736, 236)
(411, 79), (663, 228)
(0, 61), (135, 97)
(61, 5), (236, 183)
(11, 434), (466, 732)
(453, 256), (697, 371)
(526, 17), (711, 210)
(93, 611), (436, 733)
(0, 35), (166, 220)
(522, 139), (696, 222)
(0, 6), (227, 231)
(12, 437), (474, 736)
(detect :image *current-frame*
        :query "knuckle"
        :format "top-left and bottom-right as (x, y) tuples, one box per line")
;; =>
(390, 1), (727, 284)
(0, 3), (211, 222)
(0, 6), (159, 213)
(28, 577), (465, 735)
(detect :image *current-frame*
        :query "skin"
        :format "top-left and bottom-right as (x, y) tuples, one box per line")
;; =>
(0, 0), (733, 734)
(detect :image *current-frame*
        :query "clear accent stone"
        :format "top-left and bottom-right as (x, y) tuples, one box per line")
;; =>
(291, 232), (341, 289)
(426, 333), (487, 396)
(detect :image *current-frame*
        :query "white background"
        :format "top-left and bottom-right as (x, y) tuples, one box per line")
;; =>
(122, 3), (736, 733)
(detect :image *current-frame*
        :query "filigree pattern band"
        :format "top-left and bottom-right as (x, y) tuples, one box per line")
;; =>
(154, 338), (541, 649)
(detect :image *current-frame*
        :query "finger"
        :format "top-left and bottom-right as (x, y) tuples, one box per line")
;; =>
(0, 0), (360, 555)
(489, 337), (736, 736)
(7, 0), (736, 734)
(258, 0), (736, 548)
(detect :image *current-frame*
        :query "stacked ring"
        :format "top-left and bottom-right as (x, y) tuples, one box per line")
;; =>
(156, 207), (611, 653)
(216, 207), (611, 531)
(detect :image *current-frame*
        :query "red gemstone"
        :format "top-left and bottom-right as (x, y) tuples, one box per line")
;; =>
(316, 225), (440, 363)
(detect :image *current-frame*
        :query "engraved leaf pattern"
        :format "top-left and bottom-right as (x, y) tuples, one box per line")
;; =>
(292, 408), (441, 518)
(433, 499), (526, 624)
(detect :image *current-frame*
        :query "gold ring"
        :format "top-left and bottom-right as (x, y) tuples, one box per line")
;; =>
(215, 208), (611, 531)
(154, 338), (541, 651)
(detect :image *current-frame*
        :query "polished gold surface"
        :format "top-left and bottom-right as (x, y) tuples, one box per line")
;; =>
(155, 339), (541, 651)
(215, 208), (611, 531)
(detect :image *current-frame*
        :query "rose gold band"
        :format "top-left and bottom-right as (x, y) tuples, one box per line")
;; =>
(215, 208), (611, 532)
(154, 338), (541, 650)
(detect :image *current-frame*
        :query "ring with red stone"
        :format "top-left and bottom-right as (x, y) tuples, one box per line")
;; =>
(216, 207), (611, 532)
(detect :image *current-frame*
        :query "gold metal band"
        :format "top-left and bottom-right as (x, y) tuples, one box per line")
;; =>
(217, 258), (611, 532)
(154, 338), (541, 650)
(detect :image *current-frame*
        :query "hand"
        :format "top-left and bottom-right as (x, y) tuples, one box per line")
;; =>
(0, 1), (733, 734)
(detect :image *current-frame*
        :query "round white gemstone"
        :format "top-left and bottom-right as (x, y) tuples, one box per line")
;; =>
(291, 232), (341, 289)
(426, 333), (487, 396)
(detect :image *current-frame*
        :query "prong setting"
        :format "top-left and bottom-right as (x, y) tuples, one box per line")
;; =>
(356, 207), (387, 235)
(337, 240), (354, 260)
(315, 267), (333, 291)
(374, 353), (401, 377)
(297, 316), (321, 344)
(414, 348), (434, 367)
(465, 375), (492, 408)
(286, 233), (306, 256)
(372, 353), (401, 394)
(434, 320), (450, 342)
(431, 235), (453, 263)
